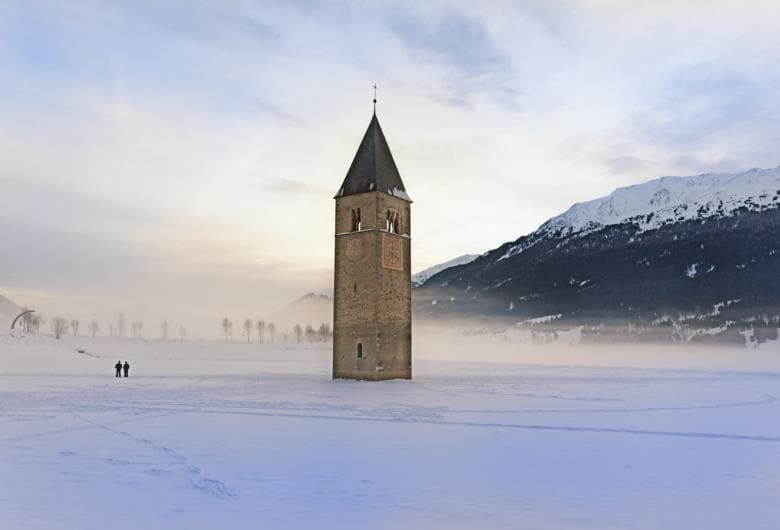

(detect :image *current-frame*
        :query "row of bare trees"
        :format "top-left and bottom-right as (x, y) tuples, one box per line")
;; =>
(221, 318), (278, 342)
(220, 319), (332, 343)
(17, 309), (330, 343)
(48, 317), (89, 340)
(296, 323), (331, 342)
(12, 308), (69, 339)
(36, 312), (186, 341)
(16, 308), (44, 334)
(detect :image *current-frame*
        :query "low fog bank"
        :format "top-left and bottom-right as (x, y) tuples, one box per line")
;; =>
(413, 319), (780, 373)
(5, 315), (780, 377)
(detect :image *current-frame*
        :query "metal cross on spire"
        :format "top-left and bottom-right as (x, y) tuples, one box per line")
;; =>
(373, 84), (377, 114)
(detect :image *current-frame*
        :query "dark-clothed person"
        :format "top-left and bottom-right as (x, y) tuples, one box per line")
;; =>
(115, 361), (122, 377)
(123, 361), (130, 378)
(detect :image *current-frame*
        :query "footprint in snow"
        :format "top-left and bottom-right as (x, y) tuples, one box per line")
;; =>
(191, 478), (236, 500)
(145, 468), (174, 476)
(106, 458), (134, 466)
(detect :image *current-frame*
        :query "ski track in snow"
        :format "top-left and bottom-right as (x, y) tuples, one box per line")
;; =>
(3, 373), (779, 445)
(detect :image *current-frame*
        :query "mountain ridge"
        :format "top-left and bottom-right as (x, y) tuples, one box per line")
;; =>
(412, 254), (479, 286)
(415, 166), (780, 345)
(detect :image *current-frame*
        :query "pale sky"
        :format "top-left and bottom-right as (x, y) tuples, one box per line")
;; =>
(2, 1), (780, 336)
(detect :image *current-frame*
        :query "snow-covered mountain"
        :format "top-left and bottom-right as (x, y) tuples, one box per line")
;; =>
(500, 166), (780, 261)
(412, 254), (479, 286)
(416, 166), (780, 345)
(549, 166), (779, 233)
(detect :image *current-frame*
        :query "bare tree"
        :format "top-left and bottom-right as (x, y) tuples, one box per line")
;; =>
(221, 317), (231, 341)
(117, 313), (126, 339)
(256, 319), (265, 344)
(20, 307), (40, 334)
(109, 323), (114, 339)
(52, 316), (68, 340)
(131, 321), (137, 338)
(305, 324), (315, 342)
(70, 319), (80, 336)
(293, 324), (303, 343)
(243, 318), (252, 342)
(19, 306), (31, 333)
(161, 320), (170, 341)
(179, 324), (186, 342)
(89, 320), (99, 338)
(268, 322), (276, 343)
(318, 323), (332, 342)
(137, 321), (144, 339)
(33, 314), (44, 333)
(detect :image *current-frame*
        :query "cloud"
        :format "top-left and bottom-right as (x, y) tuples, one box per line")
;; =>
(0, 216), (329, 336)
(386, 7), (520, 110)
(250, 98), (306, 125)
(253, 177), (323, 194)
(604, 155), (651, 176)
(632, 66), (764, 148)
(0, 177), (157, 235)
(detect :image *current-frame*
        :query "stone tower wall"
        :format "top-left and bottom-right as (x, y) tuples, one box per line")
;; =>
(333, 192), (412, 380)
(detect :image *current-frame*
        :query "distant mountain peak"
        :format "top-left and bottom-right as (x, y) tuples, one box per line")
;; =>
(412, 254), (480, 286)
(540, 166), (780, 238)
(495, 166), (780, 263)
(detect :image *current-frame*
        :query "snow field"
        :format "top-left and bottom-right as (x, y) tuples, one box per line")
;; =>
(2, 334), (780, 529)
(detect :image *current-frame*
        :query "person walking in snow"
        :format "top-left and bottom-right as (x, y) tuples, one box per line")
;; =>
(123, 361), (130, 378)
(115, 360), (122, 377)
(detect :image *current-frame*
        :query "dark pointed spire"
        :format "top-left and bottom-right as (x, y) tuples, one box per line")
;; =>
(334, 113), (410, 201)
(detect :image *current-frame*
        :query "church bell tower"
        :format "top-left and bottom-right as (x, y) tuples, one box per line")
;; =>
(332, 109), (412, 380)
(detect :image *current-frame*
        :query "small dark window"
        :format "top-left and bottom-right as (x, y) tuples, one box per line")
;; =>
(353, 283), (357, 293)
(351, 208), (362, 232)
(357, 342), (363, 358)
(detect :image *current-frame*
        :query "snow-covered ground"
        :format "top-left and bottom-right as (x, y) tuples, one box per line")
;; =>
(2, 332), (780, 529)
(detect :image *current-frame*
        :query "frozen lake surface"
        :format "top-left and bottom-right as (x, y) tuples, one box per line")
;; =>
(2, 334), (780, 529)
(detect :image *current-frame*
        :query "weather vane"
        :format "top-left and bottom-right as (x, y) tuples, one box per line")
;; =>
(373, 83), (377, 113)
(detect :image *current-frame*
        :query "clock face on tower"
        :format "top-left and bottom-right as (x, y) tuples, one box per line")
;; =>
(345, 238), (364, 261)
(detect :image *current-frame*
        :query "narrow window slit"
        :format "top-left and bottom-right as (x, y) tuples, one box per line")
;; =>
(351, 208), (362, 232)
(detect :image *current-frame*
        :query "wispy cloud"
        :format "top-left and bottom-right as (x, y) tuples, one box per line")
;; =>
(386, 7), (520, 110)
(632, 66), (764, 148)
(250, 99), (306, 125)
(249, 177), (323, 194)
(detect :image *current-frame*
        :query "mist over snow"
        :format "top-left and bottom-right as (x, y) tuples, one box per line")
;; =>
(3, 327), (780, 529)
